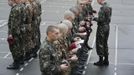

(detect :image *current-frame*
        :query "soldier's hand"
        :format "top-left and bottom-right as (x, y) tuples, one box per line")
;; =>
(71, 48), (78, 53)
(60, 64), (69, 71)
(69, 55), (78, 62)
(8, 34), (13, 38)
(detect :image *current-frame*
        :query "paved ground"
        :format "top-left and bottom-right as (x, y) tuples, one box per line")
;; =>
(0, 0), (134, 75)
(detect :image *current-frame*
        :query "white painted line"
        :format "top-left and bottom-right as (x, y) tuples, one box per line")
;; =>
(114, 25), (118, 75)
(86, 37), (96, 65)
(115, 25), (118, 66)
(0, 20), (6, 23)
(114, 67), (117, 71)
(114, 72), (117, 75)
(86, 50), (92, 65)
(24, 63), (29, 67)
(0, 22), (7, 28)
(82, 71), (86, 75)
(20, 68), (24, 71)
(85, 66), (87, 69)
(28, 58), (34, 62)
(16, 73), (19, 75)
(3, 52), (11, 58)
(42, 10), (45, 13)
(41, 22), (46, 26)
(0, 38), (6, 41)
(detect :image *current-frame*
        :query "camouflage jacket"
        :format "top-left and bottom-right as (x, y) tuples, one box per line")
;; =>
(94, 2), (112, 25)
(8, 4), (25, 36)
(39, 38), (61, 75)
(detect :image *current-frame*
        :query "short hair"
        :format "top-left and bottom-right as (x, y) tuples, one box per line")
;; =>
(46, 25), (59, 35)
(69, 6), (80, 15)
(62, 20), (72, 29)
(77, 0), (87, 4)
(57, 23), (68, 35)
(64, 10), (75, 20)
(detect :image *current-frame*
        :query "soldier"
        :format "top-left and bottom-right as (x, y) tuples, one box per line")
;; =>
(22, 0), (34, 61)
(62, 20), (73, 46)
(77, 0), (87, 21)
(69, 6), (81, 34)
(31, 0), (42, 58)
(93, 0), (112, 66)
(7, 0), (25, 69)
(34, 0), (42, 52)
(39, 25), (69, 75)
(64, 10), (75, 42)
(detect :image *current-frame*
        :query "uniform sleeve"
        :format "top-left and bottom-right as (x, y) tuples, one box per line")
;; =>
(39, 47), (61, 73)
(9, 7), (22, 35)
(8, 10), (13, 35)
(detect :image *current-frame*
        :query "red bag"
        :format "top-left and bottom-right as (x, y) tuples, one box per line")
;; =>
(7, 35), (15, 46)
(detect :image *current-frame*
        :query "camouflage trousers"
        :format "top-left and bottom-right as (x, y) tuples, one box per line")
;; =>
(96, 25), (110, 57)
(22, 31), (34, 55)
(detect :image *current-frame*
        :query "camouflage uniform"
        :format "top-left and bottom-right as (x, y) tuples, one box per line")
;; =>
(39, 38), (61, 75)
(54, 39), (70, 75)
(35, 0), (42, 48)
(8, 4), (25, 63)
(72, 17), (79, 34)
(32, 0), (42, 50)
(22, 2), (34, 58)
(94, 2), (112, 57)
(30, 1), (38, 49)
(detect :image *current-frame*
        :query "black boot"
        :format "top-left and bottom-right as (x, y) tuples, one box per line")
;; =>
(19, 56), (24, 65)
(94, 56), (104, 66)
(103, 55), (109, 66)
(31, 48), (38, 58)
(7, 60), (20, 69)
(24, 52), (32, 61)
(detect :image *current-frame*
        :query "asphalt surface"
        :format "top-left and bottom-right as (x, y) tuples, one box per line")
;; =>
(0, 0), (134, 75)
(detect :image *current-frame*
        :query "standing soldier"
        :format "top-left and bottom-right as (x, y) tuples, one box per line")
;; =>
(31, 0), (42, 57)
(35, 0), (42, 50)
(22, 0), (34, 61)
(93, 0), (112, 66)
(39, 25), (69, 75)
(7, 0), (25, 69)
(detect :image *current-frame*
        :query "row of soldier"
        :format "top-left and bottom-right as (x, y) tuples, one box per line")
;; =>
(39, 0), (99, 75)
(7, 0), (112, 75)
(39, 0), (112, 75)
(7, 0), (41, 69)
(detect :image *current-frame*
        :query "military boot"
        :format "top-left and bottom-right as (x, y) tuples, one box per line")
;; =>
(19, 55), (24, 65)
(24, 51), (32, 61)
(103, 55), (109, 66)
(94, 56), (104, 66)
(7, 60), (20, 69)
(31, 48), (38, 58)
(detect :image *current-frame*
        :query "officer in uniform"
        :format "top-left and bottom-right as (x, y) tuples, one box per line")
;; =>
(93, 0), (112, 66)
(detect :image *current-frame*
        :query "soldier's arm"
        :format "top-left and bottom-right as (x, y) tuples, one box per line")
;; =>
(39, 47), (61, 73)
(11, 7), (22, 35)
(7, 10), (13, 35)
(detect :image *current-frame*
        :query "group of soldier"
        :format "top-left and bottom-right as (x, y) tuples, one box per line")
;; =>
(7, 0), (41, 69)
(39, 0), (112, 75)
(6, 0), (112, 74)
